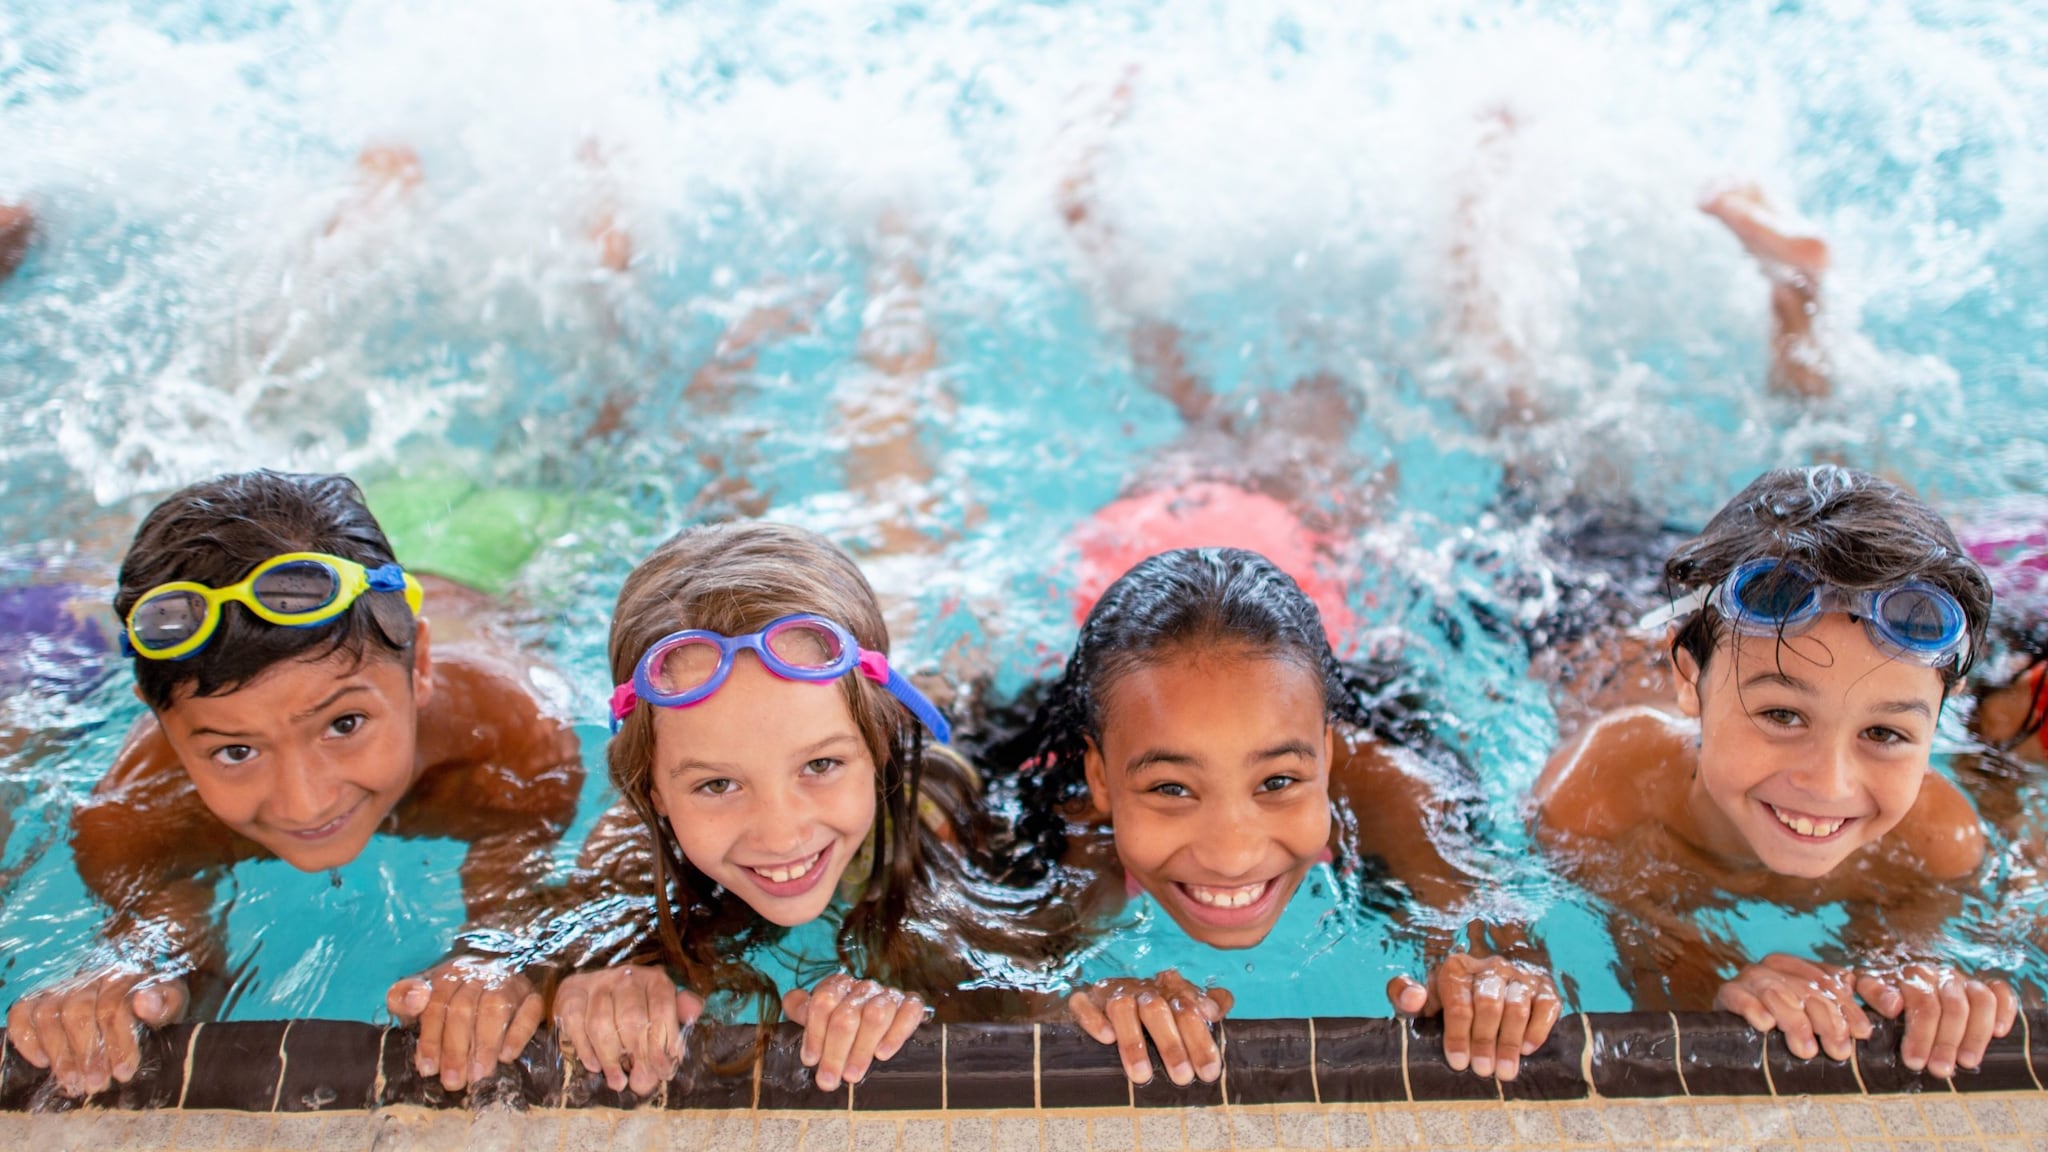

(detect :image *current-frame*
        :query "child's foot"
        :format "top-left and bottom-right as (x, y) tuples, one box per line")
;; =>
(1700, 183), (1829, 284)
(0, 201), (34, 282)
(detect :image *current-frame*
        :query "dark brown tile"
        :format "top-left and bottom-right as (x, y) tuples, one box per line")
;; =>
(1764, 1026), (1860, 1095)
(850, 1024), (941, 1111)
(1498, 1011), (1589, 1101)
(668, 1022), (758, 1110)
(87, 1022), (195, 1110)
(0, 1027), (61, 1112)
(1950, 1016), (2039, 1093)
(944, 1023), (1037, 1110)
(1037, 1024), (1130, 1109)
(377, 1024), (460, 1108)
(183, 1020), (288, 1111)
(758, 1021), (850, 1109)
(1586, 1011), (1685, 1097)
(1403, 1014), (1504, 1101)
(275, 1020), (380, 1112)
(1857, 1014), (1952, 1094)
(1220, 1019), (1314, 1106)
(1672, 1011), (1770, 1096)
(511, 1027), (568, 1108)
(1130, 1062), (1222, 1108)
(1309, 1017), (1407, 1104)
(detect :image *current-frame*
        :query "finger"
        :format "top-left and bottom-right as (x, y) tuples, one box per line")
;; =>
(875, 996), (924, 1063)
(60, 990), (110, 1094)
(439, 980), (484, 1091)
(1494, 982), (1534, 1082)
(1105, 993), (1152, 1084)
(782, 988), (812, 1028)
(1760, 985), (1817, 1060)
(677, 989), (707, 1028)
(1208, 988), (1234, 1017)
(1386, 974), (1429, 1016)
(1069, 992), (1116, 1045)
(613, 981), (654, 1091)
(85, 984), (131, 1094)
(554, 982), (599, 1075)
(1139, 991), (1193, 1086)
(1804, 991), (1852, 1063)
(7, 999), (50, 1069)
(132, 979), (188, 1027)
(102, 987), (144, 1085)
(1173, 996), (1221, 1083)
(31, 996), (76, 1089)
(1526, 991), (1563, 1054)
(840, 990), (907, 1087)
(1467, 971), (1507, 1079)
(1926, 976), (1971, 1079)
(1438, 963), (1476, 1073)
(802, 979), (852, 1067)
(634, 981), (681, 1094)
(1716, 984), (1776, 1035)
(415, 984), (448, 1079)
(471, 990), (519, 1085)
(385, 978), (432, 1025)
(501, 992), (545, 1065)
(1899, 979), (1941, 1072)
(816, 985), (881, 1091)
(1994, 981), (2019, 1039)
(1956, 982), (1999, 1072)
(1855, 974), (1905, 1019)
(589, 986), (630, 1092)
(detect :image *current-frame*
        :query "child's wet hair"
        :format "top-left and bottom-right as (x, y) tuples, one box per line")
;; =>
(115, 471), (416, 712)
(1664, 465), (1991, 690)
(995, 547), (1377, 880)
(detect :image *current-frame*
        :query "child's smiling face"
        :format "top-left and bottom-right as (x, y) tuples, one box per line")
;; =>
(1676, 612), (1944, 878)
(648, 655), (878, 928)
(152, 625), (432, 872)
(1083, 648), (1333, 949)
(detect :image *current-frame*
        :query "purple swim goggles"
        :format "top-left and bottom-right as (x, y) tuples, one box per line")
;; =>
(608, 612), (950, 742)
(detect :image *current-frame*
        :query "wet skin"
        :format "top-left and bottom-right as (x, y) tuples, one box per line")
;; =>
(1534, 613), (2008, 1072)
(12, 582), (582, 1095)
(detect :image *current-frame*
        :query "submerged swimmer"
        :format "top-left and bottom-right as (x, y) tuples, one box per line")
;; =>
(5, 471), (584, 1098)
(1533, 466), (2013, 1078)
(0, 201), (32, 283)
(994, 548), (1560, 1086)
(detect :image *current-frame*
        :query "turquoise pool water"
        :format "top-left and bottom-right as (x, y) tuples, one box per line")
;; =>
(1, 0), (2046, 1023)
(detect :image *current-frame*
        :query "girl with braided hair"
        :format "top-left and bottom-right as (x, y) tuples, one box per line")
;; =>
(987, 546), (1561, 1088)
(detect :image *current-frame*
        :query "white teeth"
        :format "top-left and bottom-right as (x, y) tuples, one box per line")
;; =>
(1184, 881), (1269, 909)
(751, 851), (822, 884)
(1768, 805), (1846, 838)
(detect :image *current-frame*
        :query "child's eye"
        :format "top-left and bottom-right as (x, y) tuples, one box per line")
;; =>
(1863, 726), (1911, 746)
(327, 713), (366, 738)
(1257, 775), (1299, 794)
(696, 778), (738, 796)
(212, 745), (258, 768)
(1148, 781), (1192, 799)
(802, 758), (842, 776)
(1758, 707), (1805, 728)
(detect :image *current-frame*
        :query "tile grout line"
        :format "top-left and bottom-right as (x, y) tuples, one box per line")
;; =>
(1216, 1021), (1228, 1108)
(177, 1022), (203, 1110)
(1032, 1024), (1041, 1112)
(751, 1036), (762, 1111)
(1760, 1034), (1777, 1099)
(2025, 1010), (2044, 1092)
(1576, 1014), (1596, 1100)
(271, 1020), (293, 1113)
(1846, 1025), (1867, 1096)
(1666, 1012), (1690, 1098)
(1397, 1020), (1412, 1104)
(940, 1023), (948, 1112)
(1307, 1019), (1320, 1107)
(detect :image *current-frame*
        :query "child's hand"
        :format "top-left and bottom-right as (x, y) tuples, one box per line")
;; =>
(385, 956), (545, 1092)
(1068, 969), (1234, 1087)
(1389, 954), (1561, 1082)
(5, 968), (188, 1096)
(782, 974), (926, 1092)
(1715, 953), (1871, 1061)
(1853, 964), (2017, 1078)
(552, 965), (706, 1096)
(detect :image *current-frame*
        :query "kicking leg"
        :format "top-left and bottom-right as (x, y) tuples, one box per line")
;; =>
(1700, 183), (1831, 400)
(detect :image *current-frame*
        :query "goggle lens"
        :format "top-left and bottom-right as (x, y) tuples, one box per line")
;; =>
(763, 619), (847, 671)
(649, 639), (725, 696)
(1878, 586), (1960, 650)
(251, 560), (342, 615)
(1728, 566), (1819, 623)
(132, 591), (206, 648)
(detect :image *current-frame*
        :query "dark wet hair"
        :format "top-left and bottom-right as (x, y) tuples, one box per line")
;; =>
(115, 471), (416, 712)
(992, 547), (1378, 880)
(1664, 466), (1991, 691)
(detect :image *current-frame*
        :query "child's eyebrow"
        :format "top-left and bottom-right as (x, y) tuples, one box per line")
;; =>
(1125, 749), (1200, 775)
(1871, 699), (1935, 719)
(1251, 740), (1320, 762)
(1741, 671), (1815, 695)
(292, 683), (372, 721)
(670, 734), (862, 776)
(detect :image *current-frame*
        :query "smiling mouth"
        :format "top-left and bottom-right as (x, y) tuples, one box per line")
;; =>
(743, 846), (832, 898)
(1169, 875), (1285, 929)
(279, 800), (364, 842)
(1763, 801), (1856, 842)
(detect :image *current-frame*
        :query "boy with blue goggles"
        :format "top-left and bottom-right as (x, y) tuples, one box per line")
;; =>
(1643, 556), (1971, 668)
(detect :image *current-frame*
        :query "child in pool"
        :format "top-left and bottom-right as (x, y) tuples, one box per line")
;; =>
(994, 546), (1561, 1086)
(4, 470), (584, 1097)
(546, 520), (1054, 1098)
(0, 200), (33, 283)
(1534, 465), (2014, 1079)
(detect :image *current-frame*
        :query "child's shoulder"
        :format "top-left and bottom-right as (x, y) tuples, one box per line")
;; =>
(1533, 705), (1694, 840)
(1890, 770), (1987, 881)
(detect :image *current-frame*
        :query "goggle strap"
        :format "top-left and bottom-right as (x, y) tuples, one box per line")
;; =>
(1636, 588), (1706, 633)
(608, 683), (640, 728)
(858, 650), (953, 744)
(365, 564), (408, 593)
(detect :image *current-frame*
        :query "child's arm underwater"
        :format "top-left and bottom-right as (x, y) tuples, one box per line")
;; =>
(1336, 734), (1564, 1083)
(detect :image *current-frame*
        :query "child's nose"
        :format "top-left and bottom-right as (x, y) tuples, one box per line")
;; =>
(1189, 805), (1267, 878)
(748, 789), (814, 855)
(269, 752), (338, 825)
(1786, 741), (1858, 800)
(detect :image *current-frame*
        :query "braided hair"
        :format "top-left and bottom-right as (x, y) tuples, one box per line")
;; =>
(990, 547), (1380, 883)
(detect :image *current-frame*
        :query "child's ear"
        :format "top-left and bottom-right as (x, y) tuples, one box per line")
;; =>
(650, 785), (668, 820)
(1082, 739), (1113, 819)
(1324, 724), (1337, 764)
(410, 617), (434, 704)
(1673, 644), (1704, 719)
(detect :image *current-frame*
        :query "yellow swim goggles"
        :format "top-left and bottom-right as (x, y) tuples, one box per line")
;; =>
(122, 552), (424, 662)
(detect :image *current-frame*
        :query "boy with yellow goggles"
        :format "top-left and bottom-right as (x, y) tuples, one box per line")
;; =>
(122, 551), (425, 661)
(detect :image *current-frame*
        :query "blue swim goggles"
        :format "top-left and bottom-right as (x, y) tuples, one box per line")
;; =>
(1641, 557), (1970, 668)
(607, 612), (951, 742)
